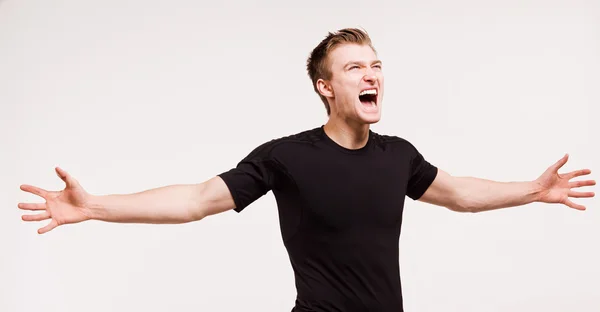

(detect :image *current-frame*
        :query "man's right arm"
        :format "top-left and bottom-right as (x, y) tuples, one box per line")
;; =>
(21, 154), (270, 234)
(86, 176), (236, 224)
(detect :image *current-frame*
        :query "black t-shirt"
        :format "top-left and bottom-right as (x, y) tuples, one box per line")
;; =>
(218, 126), (438, 312)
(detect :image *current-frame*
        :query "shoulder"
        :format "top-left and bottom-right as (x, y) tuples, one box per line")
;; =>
(371, 131), (418, 153)
(243, 127), (323, 160)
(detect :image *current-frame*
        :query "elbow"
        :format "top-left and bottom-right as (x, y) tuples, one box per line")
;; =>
(427, 174), (479, 213)
(188, 197), (207, 222)
(187, 202), (208, 222)
(188, 210), (207, 222)
(448, 198), (479, 213)
(449, 184), (481, 213)
(186, 184), (209, 222)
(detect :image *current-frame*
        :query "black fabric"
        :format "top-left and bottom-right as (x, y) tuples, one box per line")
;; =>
(218, 126), (438, 312)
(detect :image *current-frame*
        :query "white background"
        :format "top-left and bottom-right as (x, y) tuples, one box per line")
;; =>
(2, 0), (599, 311)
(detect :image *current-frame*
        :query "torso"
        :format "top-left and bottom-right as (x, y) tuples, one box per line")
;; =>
(219, 126), (437, 312)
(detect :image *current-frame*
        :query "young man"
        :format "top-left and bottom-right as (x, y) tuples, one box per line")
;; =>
(19, 28), (595, 311)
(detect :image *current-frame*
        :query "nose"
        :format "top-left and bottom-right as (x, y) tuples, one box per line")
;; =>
(363, 68), (377, 83)
(363, 73), (377, 84)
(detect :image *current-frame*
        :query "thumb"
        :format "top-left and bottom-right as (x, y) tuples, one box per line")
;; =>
(550, 153), (569, 172)
(55, 167), (79, 189)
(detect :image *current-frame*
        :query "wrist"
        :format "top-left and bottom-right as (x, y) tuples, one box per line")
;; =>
(84, 194), (106, 221)
(529, 180), (546, 203)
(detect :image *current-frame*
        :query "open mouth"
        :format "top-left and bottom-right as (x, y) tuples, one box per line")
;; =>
(359, 88), (378, 107)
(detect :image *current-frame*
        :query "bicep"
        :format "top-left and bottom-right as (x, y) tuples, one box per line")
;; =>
(417, 169), (461, 210)
(193, 176), (237, 219)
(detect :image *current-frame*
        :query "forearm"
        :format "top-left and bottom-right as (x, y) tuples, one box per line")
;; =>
(86, 184), (205, 224)
(453, 177), (543, 212)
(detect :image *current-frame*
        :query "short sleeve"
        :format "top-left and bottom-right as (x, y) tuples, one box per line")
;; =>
(218, 142), (284, 213)
(406, 145), (438, 200)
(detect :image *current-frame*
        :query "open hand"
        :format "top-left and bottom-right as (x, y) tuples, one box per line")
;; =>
(535, 154), (596, 210)
(19, 167), (92, 234)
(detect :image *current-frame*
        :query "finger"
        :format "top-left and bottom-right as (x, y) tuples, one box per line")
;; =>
(18, 202), (47, 211)
(551, 154), (569, 172)
(55, 167), (78, 188)
(22, 211), (50, 222)
(563, 199), (586, 211)
(38, 219), (58, 234)
(569, 180), (596, 188)
(565, 169), (592, 179)
(569, 190), (595, 198)
(20, 184), (48, 198)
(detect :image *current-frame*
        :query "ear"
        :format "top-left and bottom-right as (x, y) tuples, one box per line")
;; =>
(316, 78), (334, 98)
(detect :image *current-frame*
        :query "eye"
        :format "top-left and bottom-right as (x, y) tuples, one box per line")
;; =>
(373, 64), (382, 69)
(349, 65), (360, 70)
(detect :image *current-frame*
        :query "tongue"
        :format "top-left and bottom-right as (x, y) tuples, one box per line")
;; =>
(361, 100), (377, 112)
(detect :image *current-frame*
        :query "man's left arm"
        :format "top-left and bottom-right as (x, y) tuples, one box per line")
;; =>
(419, 154), (596, 213)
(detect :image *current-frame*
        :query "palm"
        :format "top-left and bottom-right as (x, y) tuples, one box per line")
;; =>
(19, 167), (92, 234)
(535, 154), (596, 210)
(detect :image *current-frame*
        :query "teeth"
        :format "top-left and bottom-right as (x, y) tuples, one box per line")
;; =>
(359, 89), (377, 96)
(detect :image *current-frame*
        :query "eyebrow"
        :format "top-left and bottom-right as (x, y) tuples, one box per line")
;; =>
(344, 60), (383, 68)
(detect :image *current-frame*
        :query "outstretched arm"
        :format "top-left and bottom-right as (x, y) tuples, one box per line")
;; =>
(19, 167), (236, 234)
(419, 154), (596, 212)
(87, 175), (235, 223)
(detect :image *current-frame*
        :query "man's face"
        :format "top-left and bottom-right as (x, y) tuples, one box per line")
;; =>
(318, 43), (384, 124)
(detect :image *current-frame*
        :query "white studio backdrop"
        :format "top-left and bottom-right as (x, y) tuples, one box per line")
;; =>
(1, 0), (598, 311)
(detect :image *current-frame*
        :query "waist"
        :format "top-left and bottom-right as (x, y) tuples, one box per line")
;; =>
(292, 294), (404, 312)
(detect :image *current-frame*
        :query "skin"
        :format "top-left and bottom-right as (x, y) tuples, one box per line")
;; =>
(19, 43), (595, 234)
(318, 43), (384, 149)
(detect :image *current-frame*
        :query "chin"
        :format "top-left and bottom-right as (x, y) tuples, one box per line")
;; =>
(359, 114), (381, 124)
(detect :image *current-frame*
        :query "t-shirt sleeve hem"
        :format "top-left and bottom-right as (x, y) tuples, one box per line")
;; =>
(407, 166), (438, 200)
(217, 172), (246, 213)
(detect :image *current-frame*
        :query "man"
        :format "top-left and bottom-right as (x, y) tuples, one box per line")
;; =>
(19, 28), (595, 311)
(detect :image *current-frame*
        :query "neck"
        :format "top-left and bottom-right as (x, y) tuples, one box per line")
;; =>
(323, 117), (370, 150)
